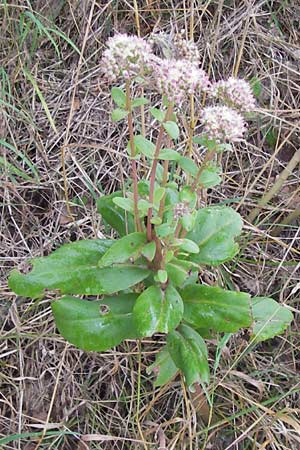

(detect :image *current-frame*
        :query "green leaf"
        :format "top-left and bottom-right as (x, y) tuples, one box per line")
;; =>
(132, 97), (149, 107)
(134, 135), (155, 158)
(215, 143), (232, 153)
(199, 166), (222, 188)
(97, 191), (134, 236)
(178, 156), (198, 177)
(156, 223), (174, 238)
(166, 258), (193, 287)
(52, 293), (140, 351)
(251, 297), (293, 343)
(163, 121), (179, 140)
(146, 348), (178, 387)
(133, 285), (183, 336)
(141, 241), (156, 262)
(187, 206), (243, 265)
(181, 284), (251, 332)
(167, 324), (209, 390)
(99, 232), (147, 267)
(153, 187), (165, 204)
(137, 199), (152, 217)
(112, 197), (134, 212)
(174, 239), (199, 254)
(250, 76), (262, 98)
(193, 135), (216, 151)
(111, 87), (126, 108)
(154, 269), (168, 284)
(180, 212), (196, 232)
(179, 186), (197, 208)
(8, 240), (150, 297)
(150, 107), (165, 122)
(111, 108), (128, 122)
(158, 149), (180, 160)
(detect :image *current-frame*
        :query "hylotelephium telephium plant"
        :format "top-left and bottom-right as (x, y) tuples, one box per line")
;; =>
(9, 33), (293, 392)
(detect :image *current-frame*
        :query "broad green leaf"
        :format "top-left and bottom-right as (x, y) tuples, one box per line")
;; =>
(251, 297), (293, 343)
(181, 284), (251, 332)
(179, 186), (197, 208)
(187, 206), (243, 265)
(132, 97), (149, 107)
(156, 223), (174, 238)
(141, 241), (156, 262)
(52, 294), (139, 351)
(151, 216), (162, 225)
(8, 240), (150, 297)
(137, 180), (150, 196)
(163, 121), (179, 140)
(150, 107), (165, 122)
(153, 187), (165, 204)
(166, 258), (193, 287)
(113, 196), (134, 212)
(111, 108), (128, 122)
(146, 348), (178, 387)
(199, 166), (222, 188)
(158, 149), (180, 160)
(167, 324), (209, 390)
(174, 239), (199, 254)
(97, 191), (134, 236)
(99, 232), (147, 267)
(178, 156), (198, 177)
(137, 199), (152, 217)
(133, 285), (183, 336)
(180, 212), (197, 232)
(134, 135), (155, 158)
(111, 87), (126, 108)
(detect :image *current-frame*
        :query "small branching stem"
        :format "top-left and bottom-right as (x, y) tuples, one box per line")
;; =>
(191, 148), (216, 191)
(147, 104), (173, 241)
(126, 80), (142, 232)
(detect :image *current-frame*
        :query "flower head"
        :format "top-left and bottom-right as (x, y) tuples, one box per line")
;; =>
(210, 77), (256, 112)
(201, 106), (246, 142)
(101, 34), (154, 81)
(174, 202), (190, 220)
(154, 59), (210, 103)
(174, 33), (200, 64)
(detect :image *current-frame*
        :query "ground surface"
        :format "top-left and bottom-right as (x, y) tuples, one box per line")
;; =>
(1, 1), (300, 449)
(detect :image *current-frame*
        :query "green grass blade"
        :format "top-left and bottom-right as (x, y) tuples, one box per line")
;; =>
(23, 67), (57, 134)
(0, 139), (39, 181)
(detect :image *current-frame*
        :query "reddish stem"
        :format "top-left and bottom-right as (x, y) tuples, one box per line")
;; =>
(126, 81), (142, 232)
(147, 104), (173, 241)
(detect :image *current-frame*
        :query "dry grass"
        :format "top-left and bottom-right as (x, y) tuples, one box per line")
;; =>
(1, 1), (299, 449)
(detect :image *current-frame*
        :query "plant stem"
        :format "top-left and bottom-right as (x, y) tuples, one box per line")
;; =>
(126, 80), (142, 232)
(191, 148), (215, 191)
(147, 104), (173, 241)
(176, 147), (216, 240)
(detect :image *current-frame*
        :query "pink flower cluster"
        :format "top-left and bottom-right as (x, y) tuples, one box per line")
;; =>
(102, 34), (255, 143)
(174, 202), (190, 220)
(173, 33), (200, 63)
(154, 59), (210, 103)
(102, 33), (210, 104)
(201, 106), (247, 143)
(101, 34), (153, 81)
(210, 77), (256, 112)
